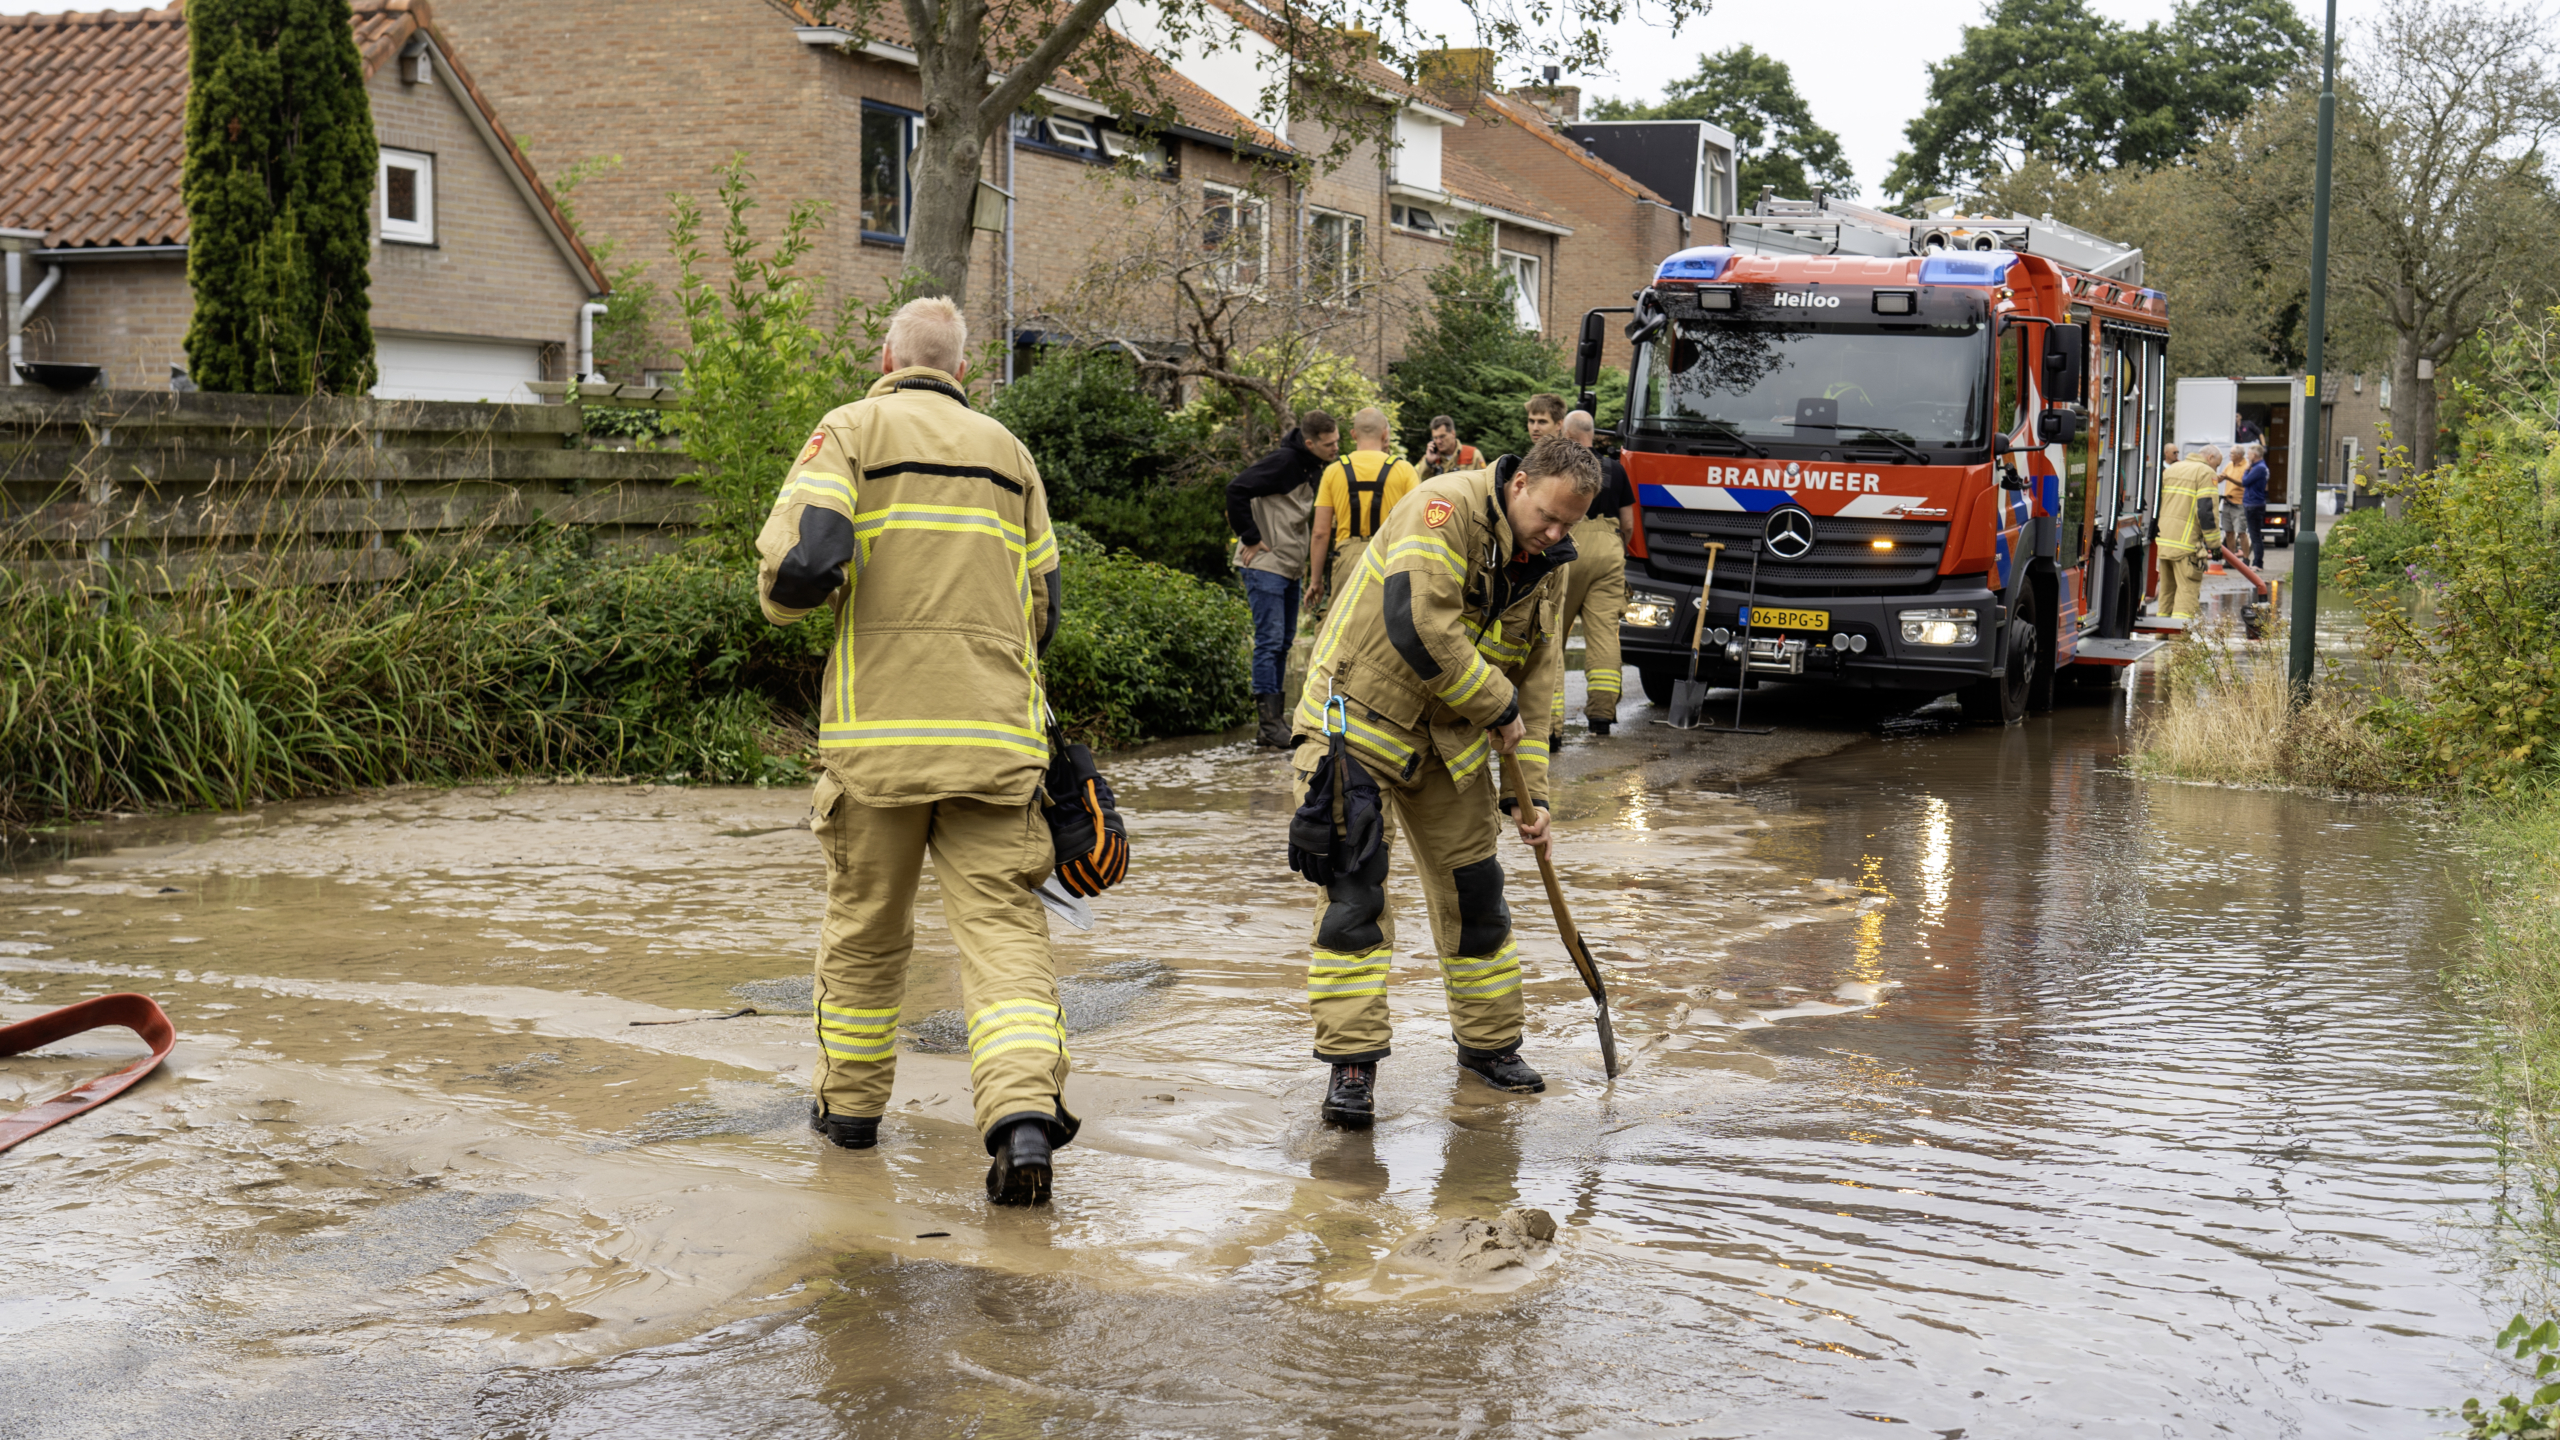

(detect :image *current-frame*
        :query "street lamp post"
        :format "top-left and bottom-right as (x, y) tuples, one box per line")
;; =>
(2290, 0), (2339, 702)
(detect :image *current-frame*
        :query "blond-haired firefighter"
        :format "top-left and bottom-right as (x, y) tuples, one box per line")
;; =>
(1290, 435), (1606, 1126)
(755, 296), (1075, 1207)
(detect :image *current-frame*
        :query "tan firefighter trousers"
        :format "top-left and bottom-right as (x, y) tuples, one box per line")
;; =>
(1292, 743), (1524, 1063)
(2158, 549), (2208, 620)
(807, 770), (1071, 1142)
(1556, 518), (1626, 729)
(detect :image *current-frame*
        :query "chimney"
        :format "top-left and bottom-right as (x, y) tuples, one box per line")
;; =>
(1510, 83), (1580, 124)
(1419, 47), (1497, 102)
(1336, 27), (1378, 64)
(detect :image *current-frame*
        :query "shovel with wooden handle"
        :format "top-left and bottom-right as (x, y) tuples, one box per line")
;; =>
(1505, 758), (1620, 1079)
(1664, 541), (1724, 729)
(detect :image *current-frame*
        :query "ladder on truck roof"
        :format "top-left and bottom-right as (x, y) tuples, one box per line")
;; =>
(1722, 193), (2145, 283)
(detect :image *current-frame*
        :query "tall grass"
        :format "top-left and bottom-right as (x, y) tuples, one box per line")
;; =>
(2129, 622), (2399, 790)
(2466, 785), (2560, 1248)
(0, 523), (830, 826)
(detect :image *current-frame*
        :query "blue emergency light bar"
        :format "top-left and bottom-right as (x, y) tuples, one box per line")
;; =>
(1654, 246), (1735, 282)
(1916, 250), (2018, 285)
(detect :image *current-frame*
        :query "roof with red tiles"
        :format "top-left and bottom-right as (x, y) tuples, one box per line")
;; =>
(1469, 90), (1672, 208)
(1438, 149), (1559, 228)
(0, 0), (603, 289)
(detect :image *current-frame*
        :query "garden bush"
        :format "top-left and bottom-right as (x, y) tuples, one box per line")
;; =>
(1043, 548), (1253, 747)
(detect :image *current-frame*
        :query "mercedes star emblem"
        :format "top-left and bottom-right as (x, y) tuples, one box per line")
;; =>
(1764, 507), (1816, 560)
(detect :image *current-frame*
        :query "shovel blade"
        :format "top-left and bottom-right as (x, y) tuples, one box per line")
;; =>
(1666, 678), (1714, 729)
(1037, 879), (1095, 932)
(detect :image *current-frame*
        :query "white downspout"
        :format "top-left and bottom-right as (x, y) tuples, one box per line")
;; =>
(5, 249), (20, 386)
(1003, 122), (1017, 385)
(577, 300), (608, 384)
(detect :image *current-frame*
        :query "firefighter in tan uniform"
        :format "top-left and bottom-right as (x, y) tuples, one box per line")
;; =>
(1289, 435), (1605, 1127)
(1556, 410), (1636, 739)
(755, 297), (1075, 1207)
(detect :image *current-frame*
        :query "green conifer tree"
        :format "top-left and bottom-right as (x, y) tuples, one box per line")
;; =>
(1387, 220), (1570, 462)
(182, 0), (378, 394)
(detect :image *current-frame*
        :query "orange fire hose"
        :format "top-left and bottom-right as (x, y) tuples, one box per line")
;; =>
(0, 993), (175, 1154)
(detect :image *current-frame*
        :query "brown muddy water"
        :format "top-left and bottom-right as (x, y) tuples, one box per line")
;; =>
(0, 674), (2504, 1437)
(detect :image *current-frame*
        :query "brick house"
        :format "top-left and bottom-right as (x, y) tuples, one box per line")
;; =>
(0, 0), (606, 399)
(1437, 86), (1723, 343)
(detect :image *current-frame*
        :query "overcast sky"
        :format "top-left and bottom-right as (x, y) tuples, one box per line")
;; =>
(0, 0), (2380, 197)
(1434, 0), (2381, 197)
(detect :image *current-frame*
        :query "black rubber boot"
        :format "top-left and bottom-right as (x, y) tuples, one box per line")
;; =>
(1457, 1049), (1546, 1094)
(984, 1115), (1055, 1206)
(1254, 693), (1291, 749)
(1548, 730), (1565, 753)
(1589, 717), (1613, 737)
(1321, 1062), (1376, 1129)
(809, 1104), (880, 1150)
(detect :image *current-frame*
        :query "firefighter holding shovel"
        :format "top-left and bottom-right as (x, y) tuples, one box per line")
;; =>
(1283, 436), (1604, 1127)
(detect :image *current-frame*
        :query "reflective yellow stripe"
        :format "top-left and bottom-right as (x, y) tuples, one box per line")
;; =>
(816, 1003), (898, 1060)
(1586, 669), (1623, 696)
(1339, 715), (1415, 769)
(1516, 738), (1550, 763)
(1025, 529), (1058, 569)
(1371, 535), (1463, 580)
(784, 472), (857, 510)
(1309, 947), (1392, 998)
(817, 719), (1047, 757)
(1446, 731), (1492, 782)
(1441, 943), (1522, 997)
(966, 998), (1066, 1067)
(1436, 654), (1494, 707)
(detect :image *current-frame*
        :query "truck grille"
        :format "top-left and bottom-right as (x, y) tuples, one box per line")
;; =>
(1640, 511), (1949, 596)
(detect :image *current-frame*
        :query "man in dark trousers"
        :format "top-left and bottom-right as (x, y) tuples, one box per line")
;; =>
(1227, 411), (1340, 748)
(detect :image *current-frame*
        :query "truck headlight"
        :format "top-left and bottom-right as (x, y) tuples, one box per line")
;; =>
(1898, 607), (1979, 646)
(1624, 592), (1678, 629)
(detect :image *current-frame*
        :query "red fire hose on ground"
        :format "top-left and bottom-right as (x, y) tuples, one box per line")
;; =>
(0, 994), (176, 1155)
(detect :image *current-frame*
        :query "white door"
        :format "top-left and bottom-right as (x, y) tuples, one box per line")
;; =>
(373, 336), (542, 403)
(2172, 377), (2236, 449)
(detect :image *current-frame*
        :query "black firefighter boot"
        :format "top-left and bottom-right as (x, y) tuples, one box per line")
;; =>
(1457, 1047), (1546, 1094)
(985, 1115), (1055, 1206)
(1320, 1061), (1376, 1129)
(809, 1104), (880, 1149)
(1254, 692), (1291, 749)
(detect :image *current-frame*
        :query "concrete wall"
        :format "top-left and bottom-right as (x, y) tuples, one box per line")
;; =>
(366, 50), (596, 361)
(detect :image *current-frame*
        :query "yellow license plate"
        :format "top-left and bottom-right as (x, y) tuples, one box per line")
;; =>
(1746, 607), (1830, 631)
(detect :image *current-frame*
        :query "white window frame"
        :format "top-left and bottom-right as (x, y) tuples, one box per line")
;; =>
(861, 105), (920, 240)
(1500, 249), (1540, 330)
(1045, 117), (1100, 152)
(1308, 207), (1365, 305)
(1391, 202), (1441, 236)
(1203, 183), (1267, 293)
(1100, 128), (1170, 175)
(379, 147), (435, 245)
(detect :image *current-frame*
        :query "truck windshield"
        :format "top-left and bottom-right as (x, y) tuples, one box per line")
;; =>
(1630, 318), (1991, 453)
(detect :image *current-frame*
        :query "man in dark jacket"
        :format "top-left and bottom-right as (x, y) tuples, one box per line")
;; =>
(1227, 412), (1340, 747)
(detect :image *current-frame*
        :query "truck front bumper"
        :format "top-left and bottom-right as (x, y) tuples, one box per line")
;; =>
(1618, 578), (2006, 692)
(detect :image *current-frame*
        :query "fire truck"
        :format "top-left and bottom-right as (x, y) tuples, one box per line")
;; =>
(1570, 194), (2172, 723)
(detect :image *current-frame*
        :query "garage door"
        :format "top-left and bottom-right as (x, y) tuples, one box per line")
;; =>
(372, 335), (542, 404)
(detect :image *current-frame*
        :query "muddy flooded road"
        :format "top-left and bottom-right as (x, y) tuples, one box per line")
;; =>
(0, 675), (2503, 1437)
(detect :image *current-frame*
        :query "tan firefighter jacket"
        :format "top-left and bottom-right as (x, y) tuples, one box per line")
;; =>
(1292, 459), (1574, 803)
(756, 366), (1059, 807)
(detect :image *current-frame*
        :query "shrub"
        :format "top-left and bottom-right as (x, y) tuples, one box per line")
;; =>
(2346, 304), (2560, 793)
(1044, 549), (1253, 747)
(990, 346), (1181, 515)
(2326, 505), (2432, 581)
(1072, 478), (1234, 581)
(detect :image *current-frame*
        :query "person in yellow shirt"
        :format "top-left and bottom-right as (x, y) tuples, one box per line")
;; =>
(1307, 407), (1419, 609)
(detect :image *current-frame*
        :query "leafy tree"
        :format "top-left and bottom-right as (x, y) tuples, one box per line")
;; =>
(1886, 0), (2313, 206)
(2327, 0), (2560, 478)
(181, 0), (378, 394)
(1590, 46), (1855, 199)
(1386, 219), (1570, 462)
(989, 345), (1182, 517)
(800, 0), (1707, 303)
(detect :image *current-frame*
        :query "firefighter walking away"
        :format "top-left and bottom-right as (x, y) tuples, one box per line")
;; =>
(1286, 435), (1604, 1127)
(755, 297), (1077, 1207)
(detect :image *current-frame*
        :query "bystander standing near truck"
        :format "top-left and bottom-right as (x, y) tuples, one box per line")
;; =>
(1226, 412), (1341, 748)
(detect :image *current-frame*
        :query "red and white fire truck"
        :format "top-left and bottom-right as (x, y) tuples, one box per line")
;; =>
(1571, 195), (2172, 723)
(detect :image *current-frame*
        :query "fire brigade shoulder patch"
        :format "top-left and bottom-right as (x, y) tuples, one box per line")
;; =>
(798, 431), (827, 464)
(1423, 498), (1455, 529)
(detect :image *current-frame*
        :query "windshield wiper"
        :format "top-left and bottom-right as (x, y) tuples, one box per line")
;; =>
(1789, 422), (1929, 465)
(1632, 417), (1767, 456)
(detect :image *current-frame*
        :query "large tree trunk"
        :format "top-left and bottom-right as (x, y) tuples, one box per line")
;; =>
(907, 109), (987, 303)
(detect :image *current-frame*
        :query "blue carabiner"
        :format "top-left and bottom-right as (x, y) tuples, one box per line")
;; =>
(1323, 693), (1350, 738)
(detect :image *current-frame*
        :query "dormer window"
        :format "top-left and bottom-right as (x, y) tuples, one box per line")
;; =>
(1391, 203), (1440, 235)
(1044, 117), (1099, 152)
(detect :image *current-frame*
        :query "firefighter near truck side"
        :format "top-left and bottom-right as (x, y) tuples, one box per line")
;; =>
(1573, 194), (2172, 725)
